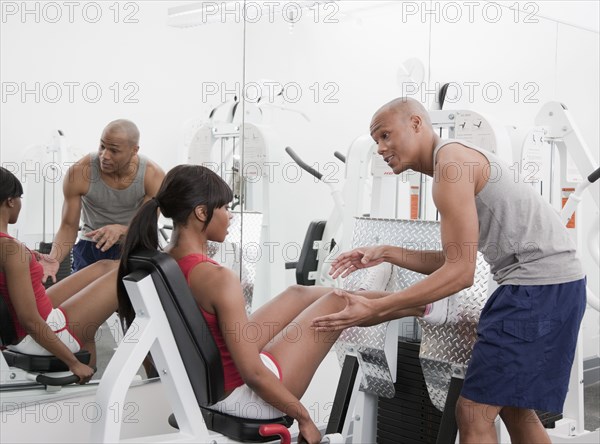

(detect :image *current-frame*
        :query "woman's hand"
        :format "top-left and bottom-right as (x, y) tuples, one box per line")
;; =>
(68, 361), (95, 385)
(297, 417), (322, 444)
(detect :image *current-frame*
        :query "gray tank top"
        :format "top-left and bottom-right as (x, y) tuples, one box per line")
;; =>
(433, 139), (584, 285)
(79, 153), (147, 241)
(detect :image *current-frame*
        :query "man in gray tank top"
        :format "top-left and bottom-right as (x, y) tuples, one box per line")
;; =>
(313, 97), (586, 443)
(44, 119), (165, 279)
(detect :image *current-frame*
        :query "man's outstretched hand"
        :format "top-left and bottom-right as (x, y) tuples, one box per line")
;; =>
(328, 246), (387, 279)
(311, 289), (378, 331)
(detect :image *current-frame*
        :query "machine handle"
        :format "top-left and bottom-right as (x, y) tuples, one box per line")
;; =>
(334, 151), (346, 163)
(258, 424), (291, 444)
(285, 147), (323, 181)
(36, 373), (80, 386)
(588, 166), (600, 184)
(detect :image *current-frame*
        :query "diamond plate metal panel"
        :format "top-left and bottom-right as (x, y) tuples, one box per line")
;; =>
(334, 217), (490, 407)
(418, 249), (489, 411)
(207, 211), (263, 314)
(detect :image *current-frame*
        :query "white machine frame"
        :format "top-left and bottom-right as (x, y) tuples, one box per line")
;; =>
(90, 265), (385, 443)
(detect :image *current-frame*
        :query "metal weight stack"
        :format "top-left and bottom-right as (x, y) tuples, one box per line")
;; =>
(377, 339), (442, 444)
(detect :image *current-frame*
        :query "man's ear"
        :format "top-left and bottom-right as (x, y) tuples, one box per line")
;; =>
(411, 115), (422, 132)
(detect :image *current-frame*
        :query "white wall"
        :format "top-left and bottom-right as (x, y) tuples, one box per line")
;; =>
(1, 1), (598, 356)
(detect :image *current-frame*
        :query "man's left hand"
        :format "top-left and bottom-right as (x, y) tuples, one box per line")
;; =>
(86, 224), (126, 252)
(311, 289), (378, 331)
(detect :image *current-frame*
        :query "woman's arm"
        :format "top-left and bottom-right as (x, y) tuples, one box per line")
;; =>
(3, 239), (94, 382)
(189, 264), (319, 441)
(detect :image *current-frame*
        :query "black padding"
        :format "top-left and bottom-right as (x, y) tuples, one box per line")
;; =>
(0, 293), (17, 347)
(435, 376), (463, 444)
(295, 220), (326, 286)
(125, 250), (293, 441)
(438, 83), (451, 109)
(325, 355), (359, 435)
(36, 373), (80, 386)
(2, 349), (91, 372)
(125, 250), (224, 407)
(588, 166), (600, 184)
(168, 411), (294, 443)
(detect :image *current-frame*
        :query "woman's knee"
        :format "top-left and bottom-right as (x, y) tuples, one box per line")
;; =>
(285, 284), (328, 304)
(95, 259), (119, 272)
(319, 290), (349, 312)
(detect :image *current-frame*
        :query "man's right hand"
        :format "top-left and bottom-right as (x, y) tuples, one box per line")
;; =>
(329, 245), (387, 279)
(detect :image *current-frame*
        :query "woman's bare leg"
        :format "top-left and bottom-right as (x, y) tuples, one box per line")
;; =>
(46, 260), (118, 307)
(250, 286), (426, 351)
(248, 285), (332, 350)
(262, 291), (423, 398)
(59, 268), (119, 367)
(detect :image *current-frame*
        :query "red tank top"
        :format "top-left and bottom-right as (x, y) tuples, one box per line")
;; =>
(0, 233), (53, 341)
(177, 253), (244, 392)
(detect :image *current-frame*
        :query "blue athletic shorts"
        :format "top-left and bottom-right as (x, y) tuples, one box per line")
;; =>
(461, 278), (586, 413)
(72, 239), (121, 272)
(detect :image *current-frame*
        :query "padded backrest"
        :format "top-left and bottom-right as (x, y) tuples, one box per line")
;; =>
(0, 295), (17, 347)
(124, 250), (224, 406)
(295, 220), (326, 285)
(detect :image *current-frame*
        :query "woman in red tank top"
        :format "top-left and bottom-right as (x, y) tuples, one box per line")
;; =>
(0, 167), (118, 384)
(118, 165), (422, 444)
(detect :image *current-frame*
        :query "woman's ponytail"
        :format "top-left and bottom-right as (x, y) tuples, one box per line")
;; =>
(117, 198), (161, 331)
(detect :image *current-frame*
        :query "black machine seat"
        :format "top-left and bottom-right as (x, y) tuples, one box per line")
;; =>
(125, 250), (293, 442)
(2, 349), (90, 373)
(0, 294), (91, 384)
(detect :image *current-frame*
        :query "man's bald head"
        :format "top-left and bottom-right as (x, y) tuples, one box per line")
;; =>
(375, 97), (432, 126)
(104, 119), (140, 147)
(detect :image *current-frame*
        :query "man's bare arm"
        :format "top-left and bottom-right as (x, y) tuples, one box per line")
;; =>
(143, 160), (165, 202)
(314, 146), (480, 330)
(49, 158), (89, 264)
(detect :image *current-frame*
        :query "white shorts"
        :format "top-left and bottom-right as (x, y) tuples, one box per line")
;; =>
(8, 307), (82, 356)
(209, 352), (286, 420)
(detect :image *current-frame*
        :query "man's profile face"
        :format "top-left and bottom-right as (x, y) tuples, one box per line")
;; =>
(370, 108), (418, 174)
(98, 128), (137, 176)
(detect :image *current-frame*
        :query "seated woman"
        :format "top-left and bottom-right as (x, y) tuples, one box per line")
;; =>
(0, 167), (118, 384)
(118, 164), (433, 443)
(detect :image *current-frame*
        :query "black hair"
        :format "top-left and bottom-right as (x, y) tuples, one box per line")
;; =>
(117, 164), (233, 331)
(0, 167), (24, 204)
